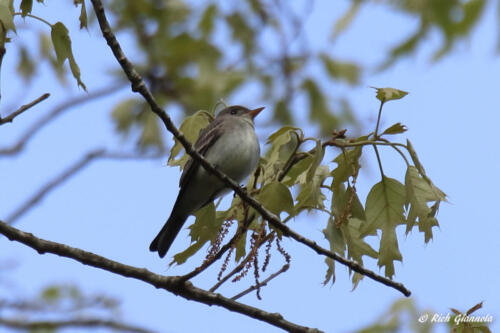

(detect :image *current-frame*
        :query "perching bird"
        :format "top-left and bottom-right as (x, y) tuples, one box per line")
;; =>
(150, 105), (264, 257)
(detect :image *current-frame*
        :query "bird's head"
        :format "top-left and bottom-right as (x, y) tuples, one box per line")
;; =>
(218, 105), (265, 121)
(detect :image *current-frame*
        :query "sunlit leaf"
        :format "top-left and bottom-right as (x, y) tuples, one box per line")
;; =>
(0, 0), (15, 32)
(296, 165), (329, 211)
(320, 54), (360, 85)
(74, 0), (87, 29)
(16, 46), (35, 80)
(257, 181), (294, 216)
(171, 203), (221, 265)
(372, 87), (408, 103)
(330, 0), (361, 41)
(362, 177), (405, 278)
(20, 0), (32, 17)
(50, 22), (86, 90)
(382, 122), (407, 135)
(405, 166), (445, 242)
(198, 4), (216, 37)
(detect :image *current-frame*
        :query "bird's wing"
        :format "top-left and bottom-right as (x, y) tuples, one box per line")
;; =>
(179, 117), (225, 188)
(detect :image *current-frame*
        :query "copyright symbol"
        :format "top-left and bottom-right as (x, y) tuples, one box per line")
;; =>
(418, 313), (429, 323)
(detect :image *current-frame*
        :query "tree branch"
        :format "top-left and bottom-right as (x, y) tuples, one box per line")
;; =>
(232, 264), (290, 301)
(89, 0), (411, 297)
(5, 148), (163, 224)
(0, 220), (322, 333)
(0, 93), (50, 125)
(0, 317), (153, 333)
(0, 84), (124, 156)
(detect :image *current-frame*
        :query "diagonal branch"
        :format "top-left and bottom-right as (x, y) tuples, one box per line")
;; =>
(0, 317), (153, 333)
(0, 93), (51, 125)
(0, 84), (124, 156)
(5, 148), (163, 224)
(232, 264), (290, 301)
(89, 0), (411, 297)
(0, 220), (322, 333)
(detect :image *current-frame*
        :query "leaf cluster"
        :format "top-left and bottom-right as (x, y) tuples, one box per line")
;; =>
(0, 0), (87, 89)
(167, 88), (445, 293)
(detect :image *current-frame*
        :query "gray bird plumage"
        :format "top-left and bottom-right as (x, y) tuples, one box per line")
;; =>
(150, 105), (263, 257)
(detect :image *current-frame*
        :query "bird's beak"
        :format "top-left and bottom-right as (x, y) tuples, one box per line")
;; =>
(249, 107), (265, 119)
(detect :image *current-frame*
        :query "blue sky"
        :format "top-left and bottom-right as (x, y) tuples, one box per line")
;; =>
(1, 1), (499, 332)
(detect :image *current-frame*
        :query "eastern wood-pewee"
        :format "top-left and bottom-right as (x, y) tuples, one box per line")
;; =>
(150, 105), (264, 257)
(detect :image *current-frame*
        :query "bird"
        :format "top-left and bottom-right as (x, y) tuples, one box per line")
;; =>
(149, 105), (264, 258)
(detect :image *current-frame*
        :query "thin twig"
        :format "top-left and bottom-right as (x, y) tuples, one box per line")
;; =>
(231, 264), (290, 301)
(89, 0), (411, 297)
(0, 93), (50, 125)
(0, 220), (322, 333)
(210, 233), (274, 292)
(0, 84), (124, 155)
(5, 148), (163, 224)
(0, 317), (153, 333)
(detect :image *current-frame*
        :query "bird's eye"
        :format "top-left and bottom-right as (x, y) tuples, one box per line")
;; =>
(230, 109), (237, 115)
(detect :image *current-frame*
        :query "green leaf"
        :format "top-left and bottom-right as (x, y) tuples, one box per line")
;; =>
(168, 110), (213, 168)
(266, 125), (300, 144)
(282, 155), (313, 187)
(264, 126), (299, 180)
(406, 139), (427, 176)
(330, 184), (365, 225)
(16, 46), (35, 80)
(296, 165), (329, 211)
(20, 0), (32, 17)
(111, 98), (140, 134)
(198, 4), (216, 37)
(139, 110), (164, 151)
(323, 217), (346, 256)
(320, 54), (360, 85)
(363, 177), (406, 234)
(381, 122), (407, 135)
(41, 286), (61, 302)
(362, 177), (405, 278)
(372, 87), (408, 103)
(50, 22), (86, 90)
(405, 166), (445, 242)
(171, 203), (222, 265)
(330, 1), (361, 41)
(257, 181), (294, 216)
(225, 12), (254, 54)
(331, 136), (366, 189)
(0, 0), (15, 32)
(306, 139), (324, 182)
(341, 218), (378, 263)
(323, 258), (335, 286)
(75, 0), (87, 29)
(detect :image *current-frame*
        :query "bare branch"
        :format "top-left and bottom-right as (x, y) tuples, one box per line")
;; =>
(0, 220), (322, 333)
(5, 148), (163, 224)
(89, 0), (411, 297)
(0, 93), (51, 125)
(0, 317), (154, 333)
(232, 264), (290, 301)
(0, 84), (124, 155)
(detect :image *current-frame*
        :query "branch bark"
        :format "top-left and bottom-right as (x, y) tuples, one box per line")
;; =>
(89, 0), (411, 297)
(0, 220), (322, 333)
(0, 317), (154, 333)
(0, 93), (50, 125)
(0, 84), (124, 156)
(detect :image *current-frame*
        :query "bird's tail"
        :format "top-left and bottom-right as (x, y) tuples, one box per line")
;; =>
(149, 212), (188, 258)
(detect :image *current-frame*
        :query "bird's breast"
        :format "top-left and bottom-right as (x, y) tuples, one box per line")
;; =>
(205, 123), (260, 183)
